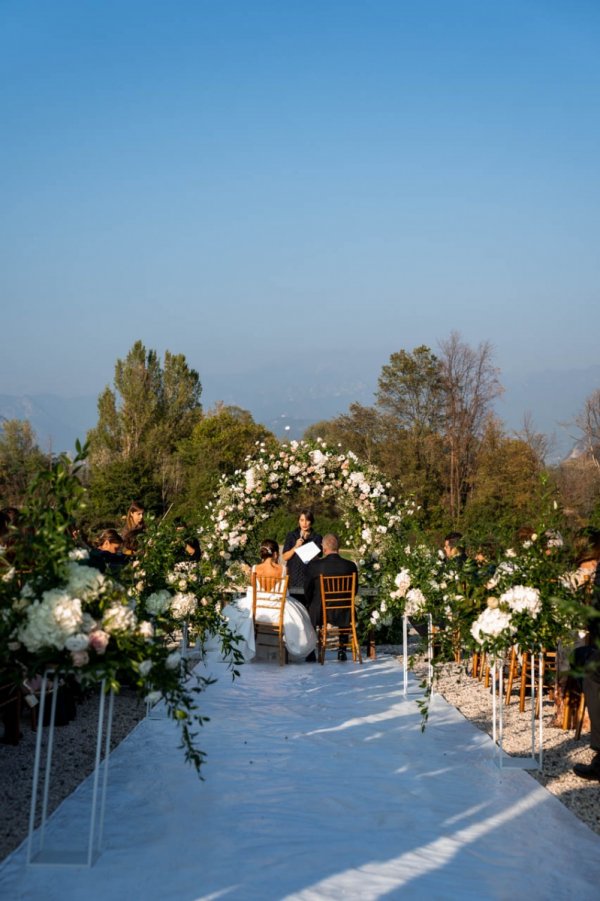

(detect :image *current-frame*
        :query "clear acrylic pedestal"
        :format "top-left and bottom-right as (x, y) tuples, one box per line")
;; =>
(402, 614), (433, 696)
(491, 651), (543, 771)
(26, 672), (114, 867)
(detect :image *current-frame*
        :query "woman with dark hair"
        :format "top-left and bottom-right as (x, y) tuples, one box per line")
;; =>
(184, 537), (202, 562)
(282, 509), (322, 602)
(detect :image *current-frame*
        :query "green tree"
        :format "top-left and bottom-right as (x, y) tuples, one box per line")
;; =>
(462, 417), (546, 540)
(177, 404), (278, 522)
(305, 403), (387, 466)
(0, 419), (49, 506)
(376, 345), (444, 434)
(375, 346), (447, 523)
(87, 341), (202, 523)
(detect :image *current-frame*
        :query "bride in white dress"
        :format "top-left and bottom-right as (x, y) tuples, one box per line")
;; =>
(221, 539), (317, 662)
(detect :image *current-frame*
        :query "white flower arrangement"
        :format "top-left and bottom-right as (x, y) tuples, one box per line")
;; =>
(170, 592), (198, 620)
(499, 585), (541, 618)
(470, 607), (516, 645)
(404, 587), (427, 618)
(200, 438), (405, 601)
(103, 604), (137, 634)
(18, 590), (84, 652)
(393, 568), (411, 597)
(145, 589), (173, 615)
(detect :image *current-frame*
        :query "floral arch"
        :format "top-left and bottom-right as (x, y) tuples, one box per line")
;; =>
(199, 438), (414, 603)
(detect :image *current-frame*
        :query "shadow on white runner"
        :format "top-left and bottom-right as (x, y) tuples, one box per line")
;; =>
(2, 652), (599, 900)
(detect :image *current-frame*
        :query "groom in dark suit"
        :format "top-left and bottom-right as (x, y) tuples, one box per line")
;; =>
(304, 533), (358, 661)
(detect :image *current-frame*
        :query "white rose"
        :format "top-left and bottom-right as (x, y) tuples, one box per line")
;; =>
(65, 633), (90, 652)
(139, 659), (153, 677)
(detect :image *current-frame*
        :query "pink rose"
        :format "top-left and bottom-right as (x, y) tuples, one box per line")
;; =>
(71, 650), (89, 667)
(89, 630), (110, 655)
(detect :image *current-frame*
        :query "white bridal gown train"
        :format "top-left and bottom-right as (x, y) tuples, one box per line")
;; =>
(221, 569), (316, 662)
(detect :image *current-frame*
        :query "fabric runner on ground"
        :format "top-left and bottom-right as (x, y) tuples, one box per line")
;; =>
(1, 652), (599, 900)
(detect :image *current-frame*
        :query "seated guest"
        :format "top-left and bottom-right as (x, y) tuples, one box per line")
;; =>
(573, 557), (600, 782)
(124, 501), (145, 534)
(304, 533), (358, 661)
(221, 539), (316, 662)
(89, 528), (129, 573)
(122, 527), (144, 556)
(443, 531), (466, 563)
(184, 537), (202, 562)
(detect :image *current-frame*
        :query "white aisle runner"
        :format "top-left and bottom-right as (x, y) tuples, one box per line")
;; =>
(1, 653), (599, 900)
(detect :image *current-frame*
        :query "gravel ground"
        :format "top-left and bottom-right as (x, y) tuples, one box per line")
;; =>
(389, 642), (600, 839)
(1, 645), (599, 862)
(0, 686), (147, 862)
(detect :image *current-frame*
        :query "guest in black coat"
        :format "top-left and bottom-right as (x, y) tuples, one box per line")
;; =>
(573, 562), (600, 781)
(88, 529), (129, 574)
(304, 533), (358, 660)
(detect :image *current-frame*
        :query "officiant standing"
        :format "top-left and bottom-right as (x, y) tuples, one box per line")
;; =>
(282, 509), (322, 604)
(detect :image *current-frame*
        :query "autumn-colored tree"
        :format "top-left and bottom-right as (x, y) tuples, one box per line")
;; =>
(305, 403), (387, 466)
(438, 333), (503, 523)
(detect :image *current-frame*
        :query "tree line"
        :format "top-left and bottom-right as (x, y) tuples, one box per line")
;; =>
(2, 337), (600, 547)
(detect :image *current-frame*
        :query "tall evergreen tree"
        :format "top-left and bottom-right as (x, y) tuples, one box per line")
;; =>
(87, 341), (202, 522)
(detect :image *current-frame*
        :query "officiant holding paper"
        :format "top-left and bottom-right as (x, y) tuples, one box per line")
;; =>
(282, 509), (322, 604)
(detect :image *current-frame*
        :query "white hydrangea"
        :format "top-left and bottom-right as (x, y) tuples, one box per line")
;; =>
(138, 620), (154, 639)
(103, 604), (137, 634)
(64, 632), (90, 652)
(471, 608), (515, 645)
(393, 568), (411, 597)
(139, 659), (153, 677)
(145, 590), (173, 615)
(404, 588), (427, 617)
(65, 562), (107, 601)
(165, 650), (182, 670)
(19, 590), (84, 652)
(170, 592), (198, 620)
(68, 548), (89, 561)
(499, 585), (541, 618)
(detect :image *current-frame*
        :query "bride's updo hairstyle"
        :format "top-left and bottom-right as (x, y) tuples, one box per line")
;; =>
(259, 539), (279, 562)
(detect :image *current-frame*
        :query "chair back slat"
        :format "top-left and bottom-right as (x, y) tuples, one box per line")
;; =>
(251, 572), (289, 665)
(319, 572), (362, 664)
(251, 573), (288, 620)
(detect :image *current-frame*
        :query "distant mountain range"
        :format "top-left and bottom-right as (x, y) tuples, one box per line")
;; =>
(2, 362), (599, 463)
(0, 393), (99, 455)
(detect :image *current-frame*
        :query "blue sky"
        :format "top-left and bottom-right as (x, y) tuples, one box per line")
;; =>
(1, 1), (599, 432)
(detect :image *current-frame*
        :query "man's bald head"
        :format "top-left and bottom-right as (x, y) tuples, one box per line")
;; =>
(322, 533), (339, 554)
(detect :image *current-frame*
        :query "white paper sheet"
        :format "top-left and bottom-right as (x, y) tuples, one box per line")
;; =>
(294, 540), (320, 563)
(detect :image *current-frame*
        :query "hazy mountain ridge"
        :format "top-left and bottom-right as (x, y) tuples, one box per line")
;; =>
(1, 363), (599, 460)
